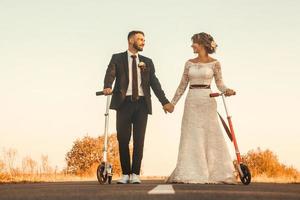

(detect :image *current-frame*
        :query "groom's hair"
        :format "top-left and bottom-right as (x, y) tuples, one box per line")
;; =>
(128, 30), (144, 40)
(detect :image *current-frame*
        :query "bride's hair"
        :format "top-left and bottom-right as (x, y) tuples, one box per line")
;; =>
(191, 32), (218, 54)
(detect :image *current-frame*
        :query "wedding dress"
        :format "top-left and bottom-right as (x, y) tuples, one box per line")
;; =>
(166, 60), (237, 184)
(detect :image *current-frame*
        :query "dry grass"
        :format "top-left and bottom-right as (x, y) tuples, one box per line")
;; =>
(240, 148), (300, 183)
(1, 143), (300, 184)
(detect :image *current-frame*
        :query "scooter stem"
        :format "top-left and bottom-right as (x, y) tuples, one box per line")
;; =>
(221, 93), (242, 163)
(103, 95), (111, 163)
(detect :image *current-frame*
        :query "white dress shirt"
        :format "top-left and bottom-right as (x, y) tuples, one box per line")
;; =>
(126, 50), (144, 96)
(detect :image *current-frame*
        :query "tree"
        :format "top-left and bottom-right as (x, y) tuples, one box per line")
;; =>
(0, 159), (5, 173)
(3, 148), (17, 176)
(22, 156), (37, 175)
(41, 154), (52, 174)
(65, 134), (126, 176)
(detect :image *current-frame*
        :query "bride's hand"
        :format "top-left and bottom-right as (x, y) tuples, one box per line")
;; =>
(163, 103), (175, 113)
(225, 88), (236, 96)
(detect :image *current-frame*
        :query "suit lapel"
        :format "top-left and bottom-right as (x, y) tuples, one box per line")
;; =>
(122, 51), (129, 83)
(138, 55), (145, 85)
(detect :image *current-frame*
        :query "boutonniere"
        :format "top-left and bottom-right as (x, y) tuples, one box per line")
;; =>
(138, 61), (147, 71)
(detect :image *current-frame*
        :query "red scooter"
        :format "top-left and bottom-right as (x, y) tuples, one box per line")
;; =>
(210, 92), (251, 185)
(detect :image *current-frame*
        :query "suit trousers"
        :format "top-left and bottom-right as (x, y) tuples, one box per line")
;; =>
(116, 96), (148, 175)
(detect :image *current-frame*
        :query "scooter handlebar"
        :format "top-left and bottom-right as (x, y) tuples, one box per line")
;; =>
(210, 91), (236, 98)
(96, 91), (104, 96)
(210, 93), (221, 97)
(96, 91), (113, 96)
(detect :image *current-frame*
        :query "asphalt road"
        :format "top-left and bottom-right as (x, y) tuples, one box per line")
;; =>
(0, 180), (299, 200)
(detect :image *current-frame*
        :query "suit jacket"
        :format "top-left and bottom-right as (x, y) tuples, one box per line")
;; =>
(103, 51), (169, 114)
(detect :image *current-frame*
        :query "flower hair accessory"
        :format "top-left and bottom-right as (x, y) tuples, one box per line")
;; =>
(211, 41), (217, 50)
(138, 61), (146, 71)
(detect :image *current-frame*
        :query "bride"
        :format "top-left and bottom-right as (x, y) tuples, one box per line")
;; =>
(166, 32), (237, 184)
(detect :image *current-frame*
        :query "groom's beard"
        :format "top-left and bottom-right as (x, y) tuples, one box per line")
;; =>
(133, 43), (144, 51)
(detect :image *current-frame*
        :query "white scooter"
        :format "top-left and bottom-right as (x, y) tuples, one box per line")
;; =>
(96, 91), (113, 184)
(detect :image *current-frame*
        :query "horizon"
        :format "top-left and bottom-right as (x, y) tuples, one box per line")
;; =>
(1, 0), (300, 176)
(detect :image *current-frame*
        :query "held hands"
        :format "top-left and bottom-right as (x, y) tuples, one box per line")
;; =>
(103, 88), (113, 95)
(163, 103), (174, 114)
(224, 88), (236, 96)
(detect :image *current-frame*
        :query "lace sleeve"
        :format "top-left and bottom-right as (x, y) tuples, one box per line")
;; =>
(171, 62), (190, 105)
(213, 61), (228, 93)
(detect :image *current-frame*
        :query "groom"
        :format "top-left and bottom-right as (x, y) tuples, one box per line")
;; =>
(103, 30), (174, 184)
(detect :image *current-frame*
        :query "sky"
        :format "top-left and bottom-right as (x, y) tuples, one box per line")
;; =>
(1, 0), (300, 176)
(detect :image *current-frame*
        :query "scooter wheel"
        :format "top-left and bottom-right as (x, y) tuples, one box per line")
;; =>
(239, 163), (251, 185)
(108, 175), (112, 184)
(97, 163), (108, 184)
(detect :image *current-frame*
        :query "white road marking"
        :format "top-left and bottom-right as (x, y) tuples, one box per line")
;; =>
(148, 184), (175, 195)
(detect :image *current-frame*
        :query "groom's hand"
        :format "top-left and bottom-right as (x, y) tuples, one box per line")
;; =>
(163, 103), (174, 113)
(103, 88), (113, 95)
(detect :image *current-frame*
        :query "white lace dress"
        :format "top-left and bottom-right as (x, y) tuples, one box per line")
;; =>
(166, 60), (237, 184)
